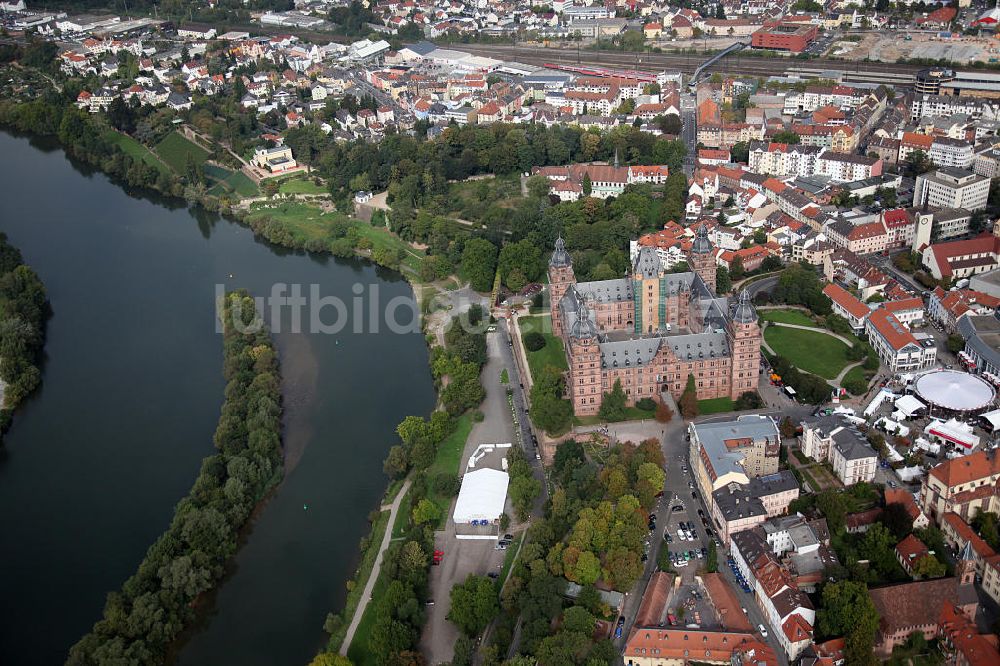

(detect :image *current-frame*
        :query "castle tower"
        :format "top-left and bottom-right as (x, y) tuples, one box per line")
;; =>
(727, 290), (761, 399)
(688, 224), (717, 294)
(548, 237), (575, 338)
(632, 246), (664, 334)
(568, 298), (602, 416)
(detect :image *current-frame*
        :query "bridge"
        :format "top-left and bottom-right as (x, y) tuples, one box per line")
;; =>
(689, 42), (749, 87)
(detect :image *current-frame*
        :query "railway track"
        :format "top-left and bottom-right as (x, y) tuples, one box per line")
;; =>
(458, 43), (922, 80)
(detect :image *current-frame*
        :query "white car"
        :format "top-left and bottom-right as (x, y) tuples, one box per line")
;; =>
(677, 529), (685, 539)
(758, 624), (768, 638)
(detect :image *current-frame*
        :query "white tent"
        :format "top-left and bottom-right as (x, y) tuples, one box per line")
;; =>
(865, 389), (898, 418)
(897, 466), (924, 482)
(980, 409), (1000, 433)
(894, 395), (926, 418)
(876, 417), (910, 438)
(453, 468), (509, 524)
(924, 419), (980, 451)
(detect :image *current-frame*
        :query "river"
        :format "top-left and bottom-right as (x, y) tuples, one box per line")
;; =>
(0, 131), (436, 665)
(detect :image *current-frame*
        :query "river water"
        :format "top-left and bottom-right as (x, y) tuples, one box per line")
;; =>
(0, 132), (436, 665)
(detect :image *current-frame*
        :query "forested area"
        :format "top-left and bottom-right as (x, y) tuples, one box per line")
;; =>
(67, 291), (283, 665)
(466, 438), (664, 662)
(0, 233), (50, 442)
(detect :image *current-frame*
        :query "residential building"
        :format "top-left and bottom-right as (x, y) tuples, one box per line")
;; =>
(799, 416), (877, 485)
(822, 283), (870, 332)
(913, 167), (990, 212)
(929, 137), (975, 169)
(921, 234), (1000, 281)
(865, 308), (938, 372)
(688, 415), (781, 510)
(710, 471), (799, 544)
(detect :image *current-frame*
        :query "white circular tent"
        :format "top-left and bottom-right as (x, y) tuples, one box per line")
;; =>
(915, 370), (996, 413)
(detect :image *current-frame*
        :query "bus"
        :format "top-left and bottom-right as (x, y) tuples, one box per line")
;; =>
(783, 386), (797, 400)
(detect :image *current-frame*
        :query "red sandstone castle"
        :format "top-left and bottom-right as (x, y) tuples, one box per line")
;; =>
(548, 225), (763, 416)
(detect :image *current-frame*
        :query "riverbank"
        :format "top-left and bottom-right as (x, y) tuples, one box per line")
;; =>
(0, 232), (50, 444)
(67, 290), (284, 664)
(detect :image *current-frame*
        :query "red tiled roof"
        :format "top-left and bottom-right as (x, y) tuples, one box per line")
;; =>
(929, 450), (1000, 488)
(895, 534), (930, 567)
(782, 614), (812, 644)
(823, 283), (870, 320)
(867, 308), (918, 352)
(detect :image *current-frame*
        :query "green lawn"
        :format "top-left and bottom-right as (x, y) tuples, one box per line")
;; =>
(105, 131), (171, 175)
(247, 202), (340, 244)
(576, 406), (655, 426)
(353, 222), (425, 275)
(518, 315), (568, 381)
(764, 326), (851, 379)
(155, 131), (210, 173)
(698, 397), (735, 414)
(426, 414), (473, 527)
(327, 509), (390, 653)
(497, 532), (524, 593)
(391, 489), (412, 539)
(204, 164), (259, 198)
(842, 365), (876, 394)
(278, 175), (328, 195)
(759, 309), (817, 327)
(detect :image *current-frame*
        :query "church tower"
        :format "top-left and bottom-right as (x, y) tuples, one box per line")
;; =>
(568, 299), (602, 416)
(688, 224), (717, 294)
(727, 290), (761, 399)
(957, 541), (977, 586)
(548, 237), (575, 338)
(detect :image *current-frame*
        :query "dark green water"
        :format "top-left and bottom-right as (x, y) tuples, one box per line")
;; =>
(0, 131), (435, 665)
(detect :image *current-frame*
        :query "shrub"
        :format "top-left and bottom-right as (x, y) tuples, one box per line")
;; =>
(635, 397), (657, 411)
(523, 331), (545, 351)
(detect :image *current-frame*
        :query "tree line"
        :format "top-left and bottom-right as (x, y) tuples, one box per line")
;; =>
(67, 291), (284, 665)
(0, 233), (50, 443)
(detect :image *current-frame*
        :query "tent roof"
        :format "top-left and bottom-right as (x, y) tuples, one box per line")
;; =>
(453, 468), (509, 523)
(894, 394), (926, 417)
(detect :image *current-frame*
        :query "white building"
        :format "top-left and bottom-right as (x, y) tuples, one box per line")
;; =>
(800, 416), (877, 485)
(914, 167), (990, 212)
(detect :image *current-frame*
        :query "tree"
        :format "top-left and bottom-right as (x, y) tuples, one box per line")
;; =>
(383, 445), (409, 478)
(530, 365), (573, 435)
(447, 575), (499, 636)
(772, 130), (800, 145)
(460, 238), (498, 292)
(715, 4), (726, 18)
(499, 239), (543, 290)
(598, 379), (628, 422)
(879, 502), (914, 540)
(906, 149), (933, 177)
(411, 498), (442, 525)
(654, 399), (674, 423)
(971, 511), (1000, 550)
(817, 581), (879, 666)
(715, 265), (732, 294)
(527, 175), (550, 199)
(730, 141), (750, 164)
(561, 606), (596, 635)
(729, 255), (745, 280)
(779, 416), (797, 439)
(947, 334), (965, 354)
(678, 374), (698, 418)
(913, 555), (947, 579)
(523, 331), (546, 352)
(734, 391), (763, 410)
(582, 173), (592, 197)
(309, 654), (354, 666)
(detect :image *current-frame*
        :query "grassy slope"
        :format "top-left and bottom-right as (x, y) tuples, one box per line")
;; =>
(105, 131), (171, 175)
(698, 397), (735, 414)
(155, 131), (210, 172)
(759, 309), (817, 327)
(764, 326), (850, 379)
(279, 176), (328, 195)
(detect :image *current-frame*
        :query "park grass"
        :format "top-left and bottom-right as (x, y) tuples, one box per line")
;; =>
(842, 365), (876, 394)
(576, 406), (655, 426)
(105, 131), (171, 175)
(327, 509), (391, 653)
(204, 164), (259, 197)
(247, 201), (340, 244)
(518, 315), (568, 380)
(698, 397), (735, 415)
(764, 325), (851, 379)
(346, 558), (394, 666)
(278, 175), (328, 195)
(391, 489), (413, 539)
(497, 532), (524, 593)
(426, 413), (473, 527)
(759, 309), (816, 327)
(353, 222), (425, 275)
(154, 131), (211, 173)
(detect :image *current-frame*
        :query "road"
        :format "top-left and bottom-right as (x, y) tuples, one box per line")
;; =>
(458, 43), (926, 79)
(340, 478), (413, 656)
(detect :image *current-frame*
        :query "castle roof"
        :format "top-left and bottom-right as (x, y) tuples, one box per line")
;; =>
(549, 236), (571, 267)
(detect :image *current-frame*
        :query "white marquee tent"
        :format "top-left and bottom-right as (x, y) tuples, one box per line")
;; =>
(453, 468), (509, 525)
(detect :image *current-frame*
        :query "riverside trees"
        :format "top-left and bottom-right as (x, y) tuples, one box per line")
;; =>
(0, 232), (49, 441)
(68, 291), (283, 665)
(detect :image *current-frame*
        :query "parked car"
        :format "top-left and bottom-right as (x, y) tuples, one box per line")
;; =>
(758, 624), (768, 638)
